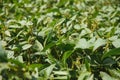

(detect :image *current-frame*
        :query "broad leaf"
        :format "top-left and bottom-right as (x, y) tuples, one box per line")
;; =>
(93, 38), (106, 51)
(22, 44), (32, 50)
(100, 72), (113, 80)
(78, 72), (91, 80)
(75, 38), (89, 49)
(112, 39), (120, 48)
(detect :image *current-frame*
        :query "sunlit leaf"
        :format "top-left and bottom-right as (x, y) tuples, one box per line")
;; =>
(16, 55), (24, 63)
(100, 72), (113, 80)
(22, 44), (32, 50)
(78, 72), (91, 80)
(74, 24), (80, 30)
(75, 38), (89, 49)
(112, 39), (120, 48)
(93, 38), (106, 51)
(44, 64), (55, 78)
(5, 30), (11, 36)
(35, 40), (43, 51)
(53, 71), (68, 75)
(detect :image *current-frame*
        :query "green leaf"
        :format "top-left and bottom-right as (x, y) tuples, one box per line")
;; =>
(0, 40), (7, 47)
(55, 18), (65, 26)
(35, 40), (43, 51)
(16, 55), (24, 63)
(8, 59), (25, 68)
(85, 59), (91, 71)
(53, 76), (68, 80)
(38, 27), (52, 37)
(62, 50), (73, 65)
(43, 41), (56, 51)
(45, 64), (55, 78)
(112, 39), (120, 48)
(9, 25), (22, 28)
(57, 0), (68, 7)
(71, 15), (77, 21)
(5, 30), (11, 36)
(53, 71), (68, 75)
(75, 38), (89, 49)
(100, 72), (113, 80)
(78, 72), (91, 80)
(109, 69), (120, 79)
(47, 53), (57, 64)
(74, 24), (80, 30)
(86, 74), (94, 80)
(6, 50), (14, 59)
(22, 44), (32, 50)
(93, 38), (106, 51)
(102, 58), (116, 65)
(28, 64), (48, 70)
(102, 47), (120, 59)
(24, 72), (32, 79)
(0, 44), (7, 62)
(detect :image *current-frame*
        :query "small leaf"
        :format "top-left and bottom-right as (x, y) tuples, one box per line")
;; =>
(71, 15), (77, 21)
(35, 40), (43, 51)
(16, 55), (24, 63)
(53, 76), (67, 79)
(62, 50), (73, 65)
(45, 64), (55, 78)
(109, 69), (120, 79)
(8, 59), (25, 68)
(9, 25), (21, 28)
(28, 64), (47, 70)
(22, 44), (32, 50)
(75, 38), (89, 49)
(0, 40), (7, 47)
(53, 71), (68, 75)
(85, 59), (91, 71)
(93, 38), (106, 51)
(86, 74), (94, 80)
(74, 24), (80, 30)
(43, 41), (56, 51)
(78, 72), (91, 80)
(0, 44), (7, 62)
(112, 39), (120, 48)
(102, 58), (116, 65)
(6, 50), (14, 59)
(109, 36), (118, 41)
(24, 72), (32, 79)
(55, 18), (65, 26)
(5, 30), (11, 36)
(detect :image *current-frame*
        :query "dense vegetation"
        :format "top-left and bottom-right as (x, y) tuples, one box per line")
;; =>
(0, 0), (120, 80)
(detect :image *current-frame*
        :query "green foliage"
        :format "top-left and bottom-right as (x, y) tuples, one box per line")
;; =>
(0, 0), (120, 79)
